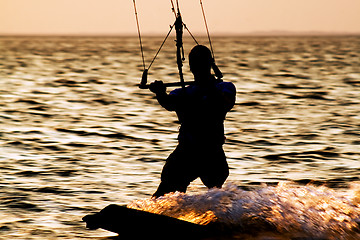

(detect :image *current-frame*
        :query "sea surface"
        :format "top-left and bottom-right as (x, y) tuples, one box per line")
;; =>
(0, 35), (359, 239)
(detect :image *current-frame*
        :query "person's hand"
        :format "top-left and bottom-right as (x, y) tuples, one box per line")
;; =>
(149, 80), (166, 95)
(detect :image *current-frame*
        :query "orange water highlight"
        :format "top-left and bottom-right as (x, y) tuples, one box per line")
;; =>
(128, 182), (360, 239)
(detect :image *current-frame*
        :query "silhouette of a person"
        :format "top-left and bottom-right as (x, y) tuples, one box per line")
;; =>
(149, 45), (236, 198)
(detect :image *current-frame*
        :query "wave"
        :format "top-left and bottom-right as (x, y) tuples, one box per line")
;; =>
(128, 182), (360, 239)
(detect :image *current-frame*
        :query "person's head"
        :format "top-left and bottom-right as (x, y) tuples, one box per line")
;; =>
(189, 45), (213, 77)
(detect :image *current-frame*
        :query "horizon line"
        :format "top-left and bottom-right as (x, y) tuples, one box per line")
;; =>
(1, 30), (360, 38)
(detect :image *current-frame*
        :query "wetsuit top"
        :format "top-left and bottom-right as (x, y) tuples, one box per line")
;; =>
(166, 77), (236, 146)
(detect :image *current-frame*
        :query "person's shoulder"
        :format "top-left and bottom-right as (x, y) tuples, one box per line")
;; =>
(170, 85), (199, 96)
(169, 87), (182, 96)
(217, 81), (236, 94)
(218, 81), (235, 88)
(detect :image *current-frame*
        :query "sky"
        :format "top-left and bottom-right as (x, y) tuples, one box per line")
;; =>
(0, 0), (360, 35)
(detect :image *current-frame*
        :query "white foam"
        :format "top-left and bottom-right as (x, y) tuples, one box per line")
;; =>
(128, 181), (360, 239)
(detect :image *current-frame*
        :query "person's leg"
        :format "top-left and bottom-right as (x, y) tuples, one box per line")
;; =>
(152, 179), (188, 198)
(152, 145), (196, 198)
(199, 147), (229, 189)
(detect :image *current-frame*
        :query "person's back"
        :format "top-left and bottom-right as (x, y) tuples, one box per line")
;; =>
(169, 76), (235, 147)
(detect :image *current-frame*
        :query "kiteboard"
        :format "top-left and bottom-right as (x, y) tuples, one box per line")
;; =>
(83, 204), (219, 239)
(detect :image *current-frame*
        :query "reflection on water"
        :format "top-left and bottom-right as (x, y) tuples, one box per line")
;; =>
(0, 36), (359, 239)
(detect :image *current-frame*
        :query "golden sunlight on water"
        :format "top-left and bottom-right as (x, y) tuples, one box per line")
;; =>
(0, 36), (359, 239)
(176, 210), (216, 225)
(128, 194), (218, 225)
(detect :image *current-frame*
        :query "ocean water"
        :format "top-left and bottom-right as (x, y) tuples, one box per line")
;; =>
(0, 35), (359, 239)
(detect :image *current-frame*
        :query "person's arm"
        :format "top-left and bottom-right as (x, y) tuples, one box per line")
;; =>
(149, 80), (177, 111)
(221, 83), (236, 112)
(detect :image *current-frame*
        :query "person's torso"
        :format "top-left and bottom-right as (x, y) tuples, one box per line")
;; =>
(170, 79), (235, 145)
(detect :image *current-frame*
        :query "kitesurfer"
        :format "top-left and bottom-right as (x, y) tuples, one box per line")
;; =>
(149, 45), (236, 198)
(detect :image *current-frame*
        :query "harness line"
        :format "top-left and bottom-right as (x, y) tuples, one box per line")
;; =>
(200, 0), (214, 60)
(184, 24), (199, 45)
(148, 24), (175, 70)
(200, 0), (223, 79)
(132, 0), (145, 71)
(134, 0), (220, 88)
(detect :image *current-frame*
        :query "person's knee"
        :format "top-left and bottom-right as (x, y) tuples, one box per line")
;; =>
(153, 180), (189, 198)
(202, 178), (225, 189)
(201, 167), (229, 189)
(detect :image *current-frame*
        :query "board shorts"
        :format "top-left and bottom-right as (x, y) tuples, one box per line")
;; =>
(153, 143), (229, 197)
